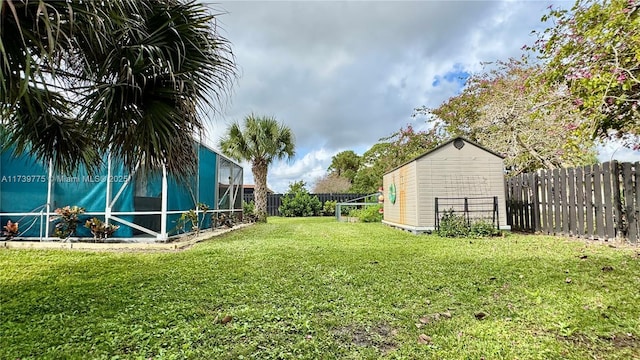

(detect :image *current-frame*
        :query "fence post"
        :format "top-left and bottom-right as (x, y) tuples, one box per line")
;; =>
(622, 162), (637, 243)
(611, 161), (624, 240)
(530, 172), (540, 232)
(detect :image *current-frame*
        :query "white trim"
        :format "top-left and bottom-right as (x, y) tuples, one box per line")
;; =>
(45, 158), (54, 239)
(110, 216), (159, 237)
(159, 164), (168, 240)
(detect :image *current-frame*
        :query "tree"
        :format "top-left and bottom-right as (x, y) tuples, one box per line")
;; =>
(278, 180), (322, 217)
(327, 150), (361, 182)
(351, 125), (443, 193)
(312, 173), (351, 193)
(218, 114), (295, 222)
(416, 59), (598, 175)
(531, 0), (640, 149)
(1, 0), (236, 178)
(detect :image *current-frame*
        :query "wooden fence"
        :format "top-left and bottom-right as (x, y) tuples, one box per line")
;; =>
(506, 161), (639, 243)
(242, 193), (370, 216)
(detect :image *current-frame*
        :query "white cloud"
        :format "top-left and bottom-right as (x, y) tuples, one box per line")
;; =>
(206, 1), (573, 192)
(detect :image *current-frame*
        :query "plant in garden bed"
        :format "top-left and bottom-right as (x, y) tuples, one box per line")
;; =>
(470, 219), (502, 237)
(437, 209), (469, 237)
(438, 209), (501, 238)
(83, 218), (120, 241)
(176, 203), (210, 235)
(3, 220), (19, 240)
(50, 206), (85, 239)
(242, 200), (257, 222)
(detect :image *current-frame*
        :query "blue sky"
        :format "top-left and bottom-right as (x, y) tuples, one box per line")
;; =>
(204, 1), (639, 193)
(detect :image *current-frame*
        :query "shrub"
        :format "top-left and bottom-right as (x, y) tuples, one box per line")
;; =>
(243, 200), (255, 216)
(51, 205), (85, 239)
(437, 209), (469, 237)
(84, 217), (119, 240)
(470, 219), (501, 237)
(278, 181), (322, 217)
(323, 200), (337, 216)
(349, 204), (382, 222)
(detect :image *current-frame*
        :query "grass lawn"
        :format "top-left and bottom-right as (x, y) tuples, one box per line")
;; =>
(1, 217), (639, 359)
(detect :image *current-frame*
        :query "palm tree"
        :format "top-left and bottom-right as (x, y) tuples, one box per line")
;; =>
(1, 0), (236, 178)
(219, 114), (295, 223)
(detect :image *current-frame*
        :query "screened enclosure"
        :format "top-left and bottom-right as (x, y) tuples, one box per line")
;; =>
(0, 143), (243, 242)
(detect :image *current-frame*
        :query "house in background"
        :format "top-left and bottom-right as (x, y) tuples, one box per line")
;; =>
(382, 137), (510, 234)
(242, 185), (274, 197)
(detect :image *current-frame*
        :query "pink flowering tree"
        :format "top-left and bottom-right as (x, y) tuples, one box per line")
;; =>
(531, 0), (640, 149)
(415, 59), (598, 176)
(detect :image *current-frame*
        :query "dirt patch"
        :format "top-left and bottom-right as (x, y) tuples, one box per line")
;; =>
(559, 332), (640, 352)
(332, 323), (398, 354)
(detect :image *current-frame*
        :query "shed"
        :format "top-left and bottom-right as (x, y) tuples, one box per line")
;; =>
(382, 137), (510, 233)
(0, 143), (243, 242)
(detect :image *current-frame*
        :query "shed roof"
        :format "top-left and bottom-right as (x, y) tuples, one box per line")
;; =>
(383, 136), (505, 176)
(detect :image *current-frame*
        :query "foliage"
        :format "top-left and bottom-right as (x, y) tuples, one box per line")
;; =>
(437, 210), (501, 238)
(328, 150), (361, 182)
(243, 200), (255, 217)
(2, 217), (640, 359)
(278, 181), (322, 217)
(50, 206), (85, 239)
(416, 59), (598, 176)
(437, 209), (470, 238)
(0, 0), (236, 178)
(313, 173), (352, 193)
(2, 220), (18, 240)
(351, 125), (443, 193)
(219, 114), (295, 223)
(323, 200), (337, 216)
(531, 0), (640, 149)
(348, 204), (383, 222)
(176, 203), (209, 234)
(243, 201), (257, 222)
(469, 219), (502, 238)
(83, 218), (120, 240)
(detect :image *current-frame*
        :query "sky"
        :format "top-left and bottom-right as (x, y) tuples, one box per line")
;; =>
(202, 0), (640, 193)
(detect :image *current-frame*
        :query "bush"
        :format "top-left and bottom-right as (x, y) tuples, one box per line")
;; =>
(243, 200), (255, 216)
(349, 204), (382, 222)
(278, 181), (322, 217)
(470, 219), (501, 237)
(437, 210), (501, 238)
(323, 200), (337, 216)
(437, 209), (469, 238)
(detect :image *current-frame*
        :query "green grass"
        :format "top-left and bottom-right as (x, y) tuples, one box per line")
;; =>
(1, 217), (639, 359)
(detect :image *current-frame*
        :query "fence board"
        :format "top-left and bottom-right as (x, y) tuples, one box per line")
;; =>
(612, 161), (623, 238)
(531, 173), (540, 231)
(603, 162), (615, 239)
(584, 165), (595, 238)
(575, 166), (585, 237)
(539, 171), (548, 233)
(546, 170), (554, 234)
(560, 168), (569, 234)
(622, 162), (637, 243)
(568, 167), (576, 236)
(593, 164), (605, 239)
(552, 169), (561, 234)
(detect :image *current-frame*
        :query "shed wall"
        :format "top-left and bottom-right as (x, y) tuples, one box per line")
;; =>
(415, 141), (508, 229)
(383, 161), (418, 227)
(382, 138), (509, 233)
